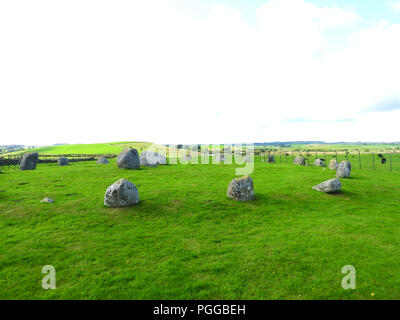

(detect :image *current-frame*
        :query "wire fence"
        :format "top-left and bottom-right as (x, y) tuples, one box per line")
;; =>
(1, 151), (399, 173)
(261, 151), (400, 173)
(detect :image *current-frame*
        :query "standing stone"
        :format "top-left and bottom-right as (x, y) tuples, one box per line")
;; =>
(104, 178), (140, 207)
(215, 154), (225, 163)
(267, 155), (276, 163)
(117, 148), (140, 169)
(293, 156), (306, 165)
(312, 178), (341, 193)
(57, 157), (69, 166)
(329, 159), (338, 170)
(227, 176), (255, 201)
(96, 157), (109, 164)
(336, 161), (351, 178)
(20, 152), (39, 170)
(314, 159), (326, 167)
(140, 151), (167, 166)
(343, 160), (351, 170)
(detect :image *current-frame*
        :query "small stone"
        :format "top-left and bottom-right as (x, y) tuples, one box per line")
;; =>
(329, 159), (338, 170)
(312, 178), (341, 194)
(314, 159), (326, 167)
(104, 178), (140, 207)
(293, 156), (306, 165)
(227, 176), (255, 201)
(96, 157), (109, 164)
(41, 197), (54, 203)
(57, 157), (69, 166)
(267, 155), (276, 163)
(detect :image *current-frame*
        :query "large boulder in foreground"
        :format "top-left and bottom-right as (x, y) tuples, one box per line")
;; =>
(104, 178), (140, 207)
(336, 161), (351, 178)
(329, 159), (338, 170)
(227, 176), (255, 201)
(96, 157), (109, 164)
(312, 178), (341, 193)
(20, 152), (39, 170)
(314, 159), (326, 167)
(140, 151), (167, 166)
(293, 156), (306, 165)
(117, 148), (140, 169)
(57, 157), (69, 166)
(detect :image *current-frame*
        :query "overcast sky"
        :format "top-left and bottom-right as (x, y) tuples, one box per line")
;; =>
(1, 0), (399, 145)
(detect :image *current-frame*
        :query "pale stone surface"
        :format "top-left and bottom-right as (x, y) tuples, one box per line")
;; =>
(215, 154), (225, 163)
(336, 161), (351, 178)
(293, 156), (306, 165)
(140, 151), (167, 166)
(104, 178), (140, 207)
(329, 159), (338, 170)
(312, 178), (341, 193)
(117, 148), (140, 169)
(20, 152), (39, 170)
(57, 157), (69, 166)
(227, 176), (255, 201)
(96, 157), (109, 164)
(314, 159), (326, 167)
(41, 197), (54, 203)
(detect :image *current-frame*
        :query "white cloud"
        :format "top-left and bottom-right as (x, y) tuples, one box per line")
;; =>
(0, 0), (398, 145)
(388, 1), (400, 11)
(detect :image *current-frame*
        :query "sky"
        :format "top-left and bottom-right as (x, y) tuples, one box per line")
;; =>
(0, 0), (399, 145)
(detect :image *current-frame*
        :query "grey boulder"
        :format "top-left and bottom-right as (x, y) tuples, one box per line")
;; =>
(267, 155), (276, 163)
(329, 159), (338, 170)
(20, 152), (39, 170)
(117, 148), (140, 169)
(96, 157), (109, 164)
(293, 156), (306, 165)
(312, 178), (341, 193)
(314, 159), (326, 167)
(140, 151), (167, 166)
(104, 178), (140, 208)
(227, 176), (255, 201)
(336, 161), (351, 178)
(343, 160), (351, 170)
(57, 157), (69, 166)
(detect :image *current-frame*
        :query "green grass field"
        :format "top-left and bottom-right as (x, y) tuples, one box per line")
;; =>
(3, 141), (155, 156)
(1, 156), (400, 299)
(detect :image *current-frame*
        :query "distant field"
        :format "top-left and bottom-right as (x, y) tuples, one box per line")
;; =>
(4, 142), (155, 156)
(1, 158), (400, 299)
(3, 142), (400, 157)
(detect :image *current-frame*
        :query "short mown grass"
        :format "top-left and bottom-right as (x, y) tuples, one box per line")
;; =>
(0, 159), (399, 299)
